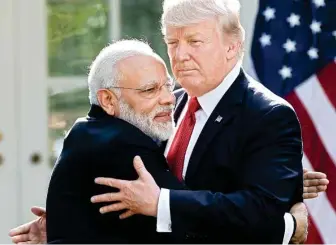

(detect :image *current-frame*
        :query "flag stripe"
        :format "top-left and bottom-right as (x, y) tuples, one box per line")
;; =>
(303, 154), (336, 244)
(317, 62), (336, 109)
(306, 216), (324, 244)
(302, 156), (324, 244)
(295, 71), (336, 163)
(286, 92), (336, 210)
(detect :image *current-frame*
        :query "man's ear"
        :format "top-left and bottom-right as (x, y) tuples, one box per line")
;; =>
(226, 39), (242, 60)
(97, 89), (119, 116)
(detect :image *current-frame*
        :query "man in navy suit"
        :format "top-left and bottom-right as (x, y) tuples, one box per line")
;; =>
(89, 0), (328, 244)
(45, 40), (187, 243)
(9, 1), (330, 242)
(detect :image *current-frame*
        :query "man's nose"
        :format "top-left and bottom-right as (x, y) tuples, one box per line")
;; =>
(175, 43), (190, 62)
(159, 86), (175, 106)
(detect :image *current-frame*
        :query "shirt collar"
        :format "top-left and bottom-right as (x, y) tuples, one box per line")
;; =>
(197, 60), (242, 117)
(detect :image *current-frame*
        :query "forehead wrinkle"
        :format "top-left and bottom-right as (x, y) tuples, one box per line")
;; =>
(166, 25), (217, 39)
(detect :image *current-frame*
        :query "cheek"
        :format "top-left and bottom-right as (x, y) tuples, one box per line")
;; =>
(134, 99), (158, 115)
(122, 93), (144, 113)
(201, 52), (224, 75)
(167, 48), (175, 60)
(192, 55), (210, 77)
(169, 54), (176, 69)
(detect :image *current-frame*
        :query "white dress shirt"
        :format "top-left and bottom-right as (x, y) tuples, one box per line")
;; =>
(157, 61), (294, 244)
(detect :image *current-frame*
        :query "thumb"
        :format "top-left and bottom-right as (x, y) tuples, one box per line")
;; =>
(133, 156), (149, 180)
(31, 206), (46, 217)
(303, 168), (308, 174)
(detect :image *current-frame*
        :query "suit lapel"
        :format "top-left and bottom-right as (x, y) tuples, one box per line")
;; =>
(185, 70), (247, 181)
(173, 91), (188, 124)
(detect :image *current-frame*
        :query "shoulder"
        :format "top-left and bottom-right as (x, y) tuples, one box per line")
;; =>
(242, 73), (297, 121)
(64, 116), (155, 150)
(56, 116), (159, 166)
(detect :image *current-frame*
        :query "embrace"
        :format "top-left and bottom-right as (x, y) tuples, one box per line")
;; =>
(10, 0), (329, 244)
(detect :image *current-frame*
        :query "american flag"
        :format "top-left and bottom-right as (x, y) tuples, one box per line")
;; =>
(250, 0), (336, 243)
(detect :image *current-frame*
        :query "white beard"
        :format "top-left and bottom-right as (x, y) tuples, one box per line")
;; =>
(118, 99), (174, 142)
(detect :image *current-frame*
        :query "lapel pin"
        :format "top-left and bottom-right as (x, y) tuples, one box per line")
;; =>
(215, 115), (223, 123)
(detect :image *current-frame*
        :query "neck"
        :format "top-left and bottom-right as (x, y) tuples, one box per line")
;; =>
(218, 58), (238, 84)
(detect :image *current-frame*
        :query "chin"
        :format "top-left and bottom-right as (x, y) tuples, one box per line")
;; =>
(151, 121), (173, 141)
(184, 85), (203, 97)
(179, 79), (201, 94)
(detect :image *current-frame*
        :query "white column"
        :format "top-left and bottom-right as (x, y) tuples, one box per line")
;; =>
(239, 0), (259, 79)
(16, 0), (50, 223)
(0, 0), (20, 242)
(109, 0), (121, 41)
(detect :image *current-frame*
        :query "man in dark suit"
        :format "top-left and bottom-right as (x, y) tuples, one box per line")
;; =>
(88, 0), (327, 244)
(46, 106), (183, 243)
(45, 40), (186, 243)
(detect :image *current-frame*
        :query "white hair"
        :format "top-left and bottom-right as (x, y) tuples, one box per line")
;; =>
(118, 98), (174, 141)
(88, 39), (165, 105)
(161, 0), (245, 57)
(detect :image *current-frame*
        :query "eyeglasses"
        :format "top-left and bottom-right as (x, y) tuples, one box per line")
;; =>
(108, 78), (176, 99)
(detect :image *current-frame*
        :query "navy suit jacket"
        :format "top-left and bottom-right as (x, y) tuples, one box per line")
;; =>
(166, 69), (304, 243)
(46, 105), (185, 243)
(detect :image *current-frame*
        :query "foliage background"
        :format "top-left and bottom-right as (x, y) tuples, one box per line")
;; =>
(48, 0), (166, 163)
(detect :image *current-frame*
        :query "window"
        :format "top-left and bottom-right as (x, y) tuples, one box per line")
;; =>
(48, 0), (110, 76)
(120, 0), (169, 68)
(47, 0), (168, 164)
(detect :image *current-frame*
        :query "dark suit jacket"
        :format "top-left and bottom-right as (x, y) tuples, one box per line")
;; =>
(166, 70), (304, 243)
(46, 105), (184, 244)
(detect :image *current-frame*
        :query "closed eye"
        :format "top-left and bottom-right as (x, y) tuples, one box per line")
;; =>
(189, 40), (202, 45)
(166, 40), (178, 45)
(141, 87), (156, 93)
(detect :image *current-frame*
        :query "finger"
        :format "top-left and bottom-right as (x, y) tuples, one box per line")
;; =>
(304, 179), (329, 187)
(303, 168), (308, 174)
(304, 179), (320, 186)
(100, 202), (128, 214)
(31, 206), (46, 217)
(91, 192), (123, 203)
(11, 234), (30, 244)
(316, 185), (327, 192)
(304, 186), (324, 194)
(119, 210), (135, 219)
(133, 156), (149, 180)
(9, 222), (32, 236)
(303, 193), (318, 199)
(94, 177), (127, 190)
(318, 178), (330, 186)
(304, 186), (315, 193)
(304, 171), (327, 180)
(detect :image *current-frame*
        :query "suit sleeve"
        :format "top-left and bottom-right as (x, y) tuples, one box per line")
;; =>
(46, 140), (185, 244)
(169, 104), (303, 237)
(46, 147), (101, 243)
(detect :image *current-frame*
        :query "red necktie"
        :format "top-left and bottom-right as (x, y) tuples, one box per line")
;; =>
(167, 97), (200, 181)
